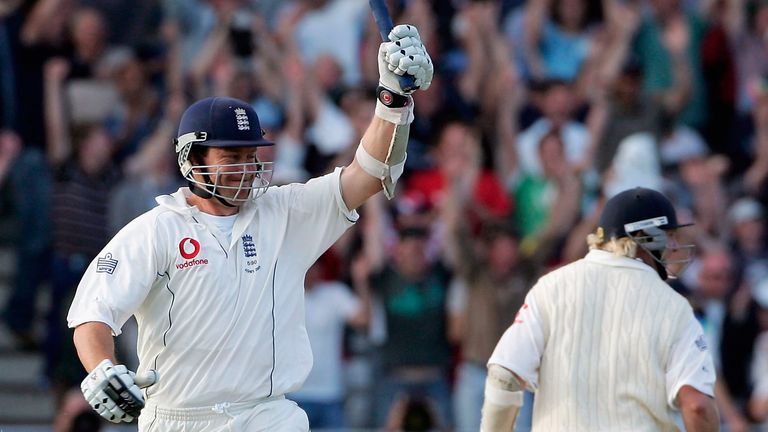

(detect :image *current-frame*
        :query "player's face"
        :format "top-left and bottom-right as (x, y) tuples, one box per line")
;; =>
(201, 146), (260, 202)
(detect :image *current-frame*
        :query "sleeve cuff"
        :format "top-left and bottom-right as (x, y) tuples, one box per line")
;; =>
(332, 167), (359, 224)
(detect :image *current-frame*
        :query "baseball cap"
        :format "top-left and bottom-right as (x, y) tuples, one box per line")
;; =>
(177, 96), (273, 148)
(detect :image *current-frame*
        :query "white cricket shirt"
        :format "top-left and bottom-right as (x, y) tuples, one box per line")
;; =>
(489, 249), (716, 431)
(68, 168), (358, 409)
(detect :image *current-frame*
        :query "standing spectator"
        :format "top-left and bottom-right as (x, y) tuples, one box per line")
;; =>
(515, 80), (590, 178)
(632, 0), (709, 130)
(689, 248), (753, 432)
(0, 0), (75, 347)
(44, 54), (119, 400)
(406, 120), (511, 226)
(727, 197), (768, 288)
(290, 250), (370, 429)
(359, 195), (454, 428)
(103, 49), (161, 164)
(512, 130), (582, 262)
(442, 172), (531, 432)
(521, 0), (604, 82)
(66, 7), (109, 80)
(584, 0), (692, 179)
(47, 122), (119, 399)
(280, 0), (369, 87)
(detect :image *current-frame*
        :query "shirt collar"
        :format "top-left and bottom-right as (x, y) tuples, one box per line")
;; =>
(584, 249), (657, 274)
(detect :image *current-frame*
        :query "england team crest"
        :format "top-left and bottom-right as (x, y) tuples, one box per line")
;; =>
(242, 234), (257, 258)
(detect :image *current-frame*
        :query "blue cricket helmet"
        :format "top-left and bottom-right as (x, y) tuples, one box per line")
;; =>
(175, 96), (275, 205)
(599, 187), (692, 240)
(177, 96), (274, 148)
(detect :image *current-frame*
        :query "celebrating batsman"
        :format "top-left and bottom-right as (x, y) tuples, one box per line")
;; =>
(67, 24), (432, 431)
(481, 187), (720, 432)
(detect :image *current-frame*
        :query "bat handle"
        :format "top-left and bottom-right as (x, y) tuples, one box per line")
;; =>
(370, 0), (419, 92)
(398, 74), (418, 93)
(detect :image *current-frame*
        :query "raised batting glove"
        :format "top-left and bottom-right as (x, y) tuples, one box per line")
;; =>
(378, 24), (433, 96)
(81, 359), (159, 423)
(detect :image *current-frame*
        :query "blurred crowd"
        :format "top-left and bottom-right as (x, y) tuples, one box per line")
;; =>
(0, 0), (767, 430)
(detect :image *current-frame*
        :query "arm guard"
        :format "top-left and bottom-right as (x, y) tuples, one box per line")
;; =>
(480, 364), (525, 432)
(354, 121), (410, 200)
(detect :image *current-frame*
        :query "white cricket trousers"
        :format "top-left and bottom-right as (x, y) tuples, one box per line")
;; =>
(137, 396), (309, 431)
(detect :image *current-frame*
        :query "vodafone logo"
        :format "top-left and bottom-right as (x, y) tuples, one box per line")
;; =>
(175, 258), (208, 270)
(176, 237), (208, 270)
(179, 238), (201, 259)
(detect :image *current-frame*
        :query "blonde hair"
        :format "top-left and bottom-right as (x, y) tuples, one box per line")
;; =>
(586, 231), (638, 258)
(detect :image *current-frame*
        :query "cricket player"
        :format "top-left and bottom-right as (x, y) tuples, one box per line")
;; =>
(67, 25), (432, 431)
(481, 187), (720, 432)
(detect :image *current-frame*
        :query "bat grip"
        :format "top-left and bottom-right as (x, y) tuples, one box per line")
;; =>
(370, 0), (418, 92)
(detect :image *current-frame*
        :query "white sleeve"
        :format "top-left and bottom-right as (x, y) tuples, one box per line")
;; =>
(284, 168), (359, 268)
(666, 314), (717, 409)
(487, 292), (545, 391)
(66, 213), (166, 336)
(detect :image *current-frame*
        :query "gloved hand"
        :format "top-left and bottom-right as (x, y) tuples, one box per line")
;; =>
(81, 359), (159, 423)
(378, 24), (433, 95)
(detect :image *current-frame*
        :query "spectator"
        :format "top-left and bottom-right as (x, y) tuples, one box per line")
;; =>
(44, 53), (119, 400)
(280, 0), (368, 87)
(521, 0), (604, 82)
(406, 120), (511, 227)
(290, 250), (370, 429)
(102, 49), (161, 164)
(107, 93), (186, 235)
(632, 0), (709, 129)
(442, 172), (531, 432)
(726, 197), (768, 288)
(515, 79), (590, 177)
(688, 247), (753, 432)
(512, 130), (582, 263)
(358, 195), (454, 428)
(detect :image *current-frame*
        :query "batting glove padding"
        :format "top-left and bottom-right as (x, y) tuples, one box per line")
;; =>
(378, 24), (433, 95)
(81, 359), (157, 423)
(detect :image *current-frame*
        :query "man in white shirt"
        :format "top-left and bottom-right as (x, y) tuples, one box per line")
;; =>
(481, 187), (720, 432)
(67, 24), (433, 431)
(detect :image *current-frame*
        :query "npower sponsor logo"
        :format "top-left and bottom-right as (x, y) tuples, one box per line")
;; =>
(176, 237), (208, 270)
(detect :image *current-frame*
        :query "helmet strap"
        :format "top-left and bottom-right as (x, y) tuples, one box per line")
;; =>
(649, 250), (669, 280)
(187, 175), (237, 208)
(628, 231), (670, 280)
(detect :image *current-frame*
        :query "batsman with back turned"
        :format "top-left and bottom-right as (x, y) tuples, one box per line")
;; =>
(66, 24), (433, 431)
(481, 187), (720, 432)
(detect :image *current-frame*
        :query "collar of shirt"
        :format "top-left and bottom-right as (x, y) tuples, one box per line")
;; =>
(156, 188), (257, 217)
(583, 249), (657, 275)
(156, 188), (260, 249)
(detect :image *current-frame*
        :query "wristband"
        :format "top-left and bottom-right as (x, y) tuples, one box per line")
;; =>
(377, 85), (411, 108)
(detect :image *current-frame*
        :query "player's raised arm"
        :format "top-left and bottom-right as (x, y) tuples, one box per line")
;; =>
(340, 24), (433, 210)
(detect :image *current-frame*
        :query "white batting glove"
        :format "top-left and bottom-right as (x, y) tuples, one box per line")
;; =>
(81, 359), (159, 423)
(378, 24), (433, 95)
